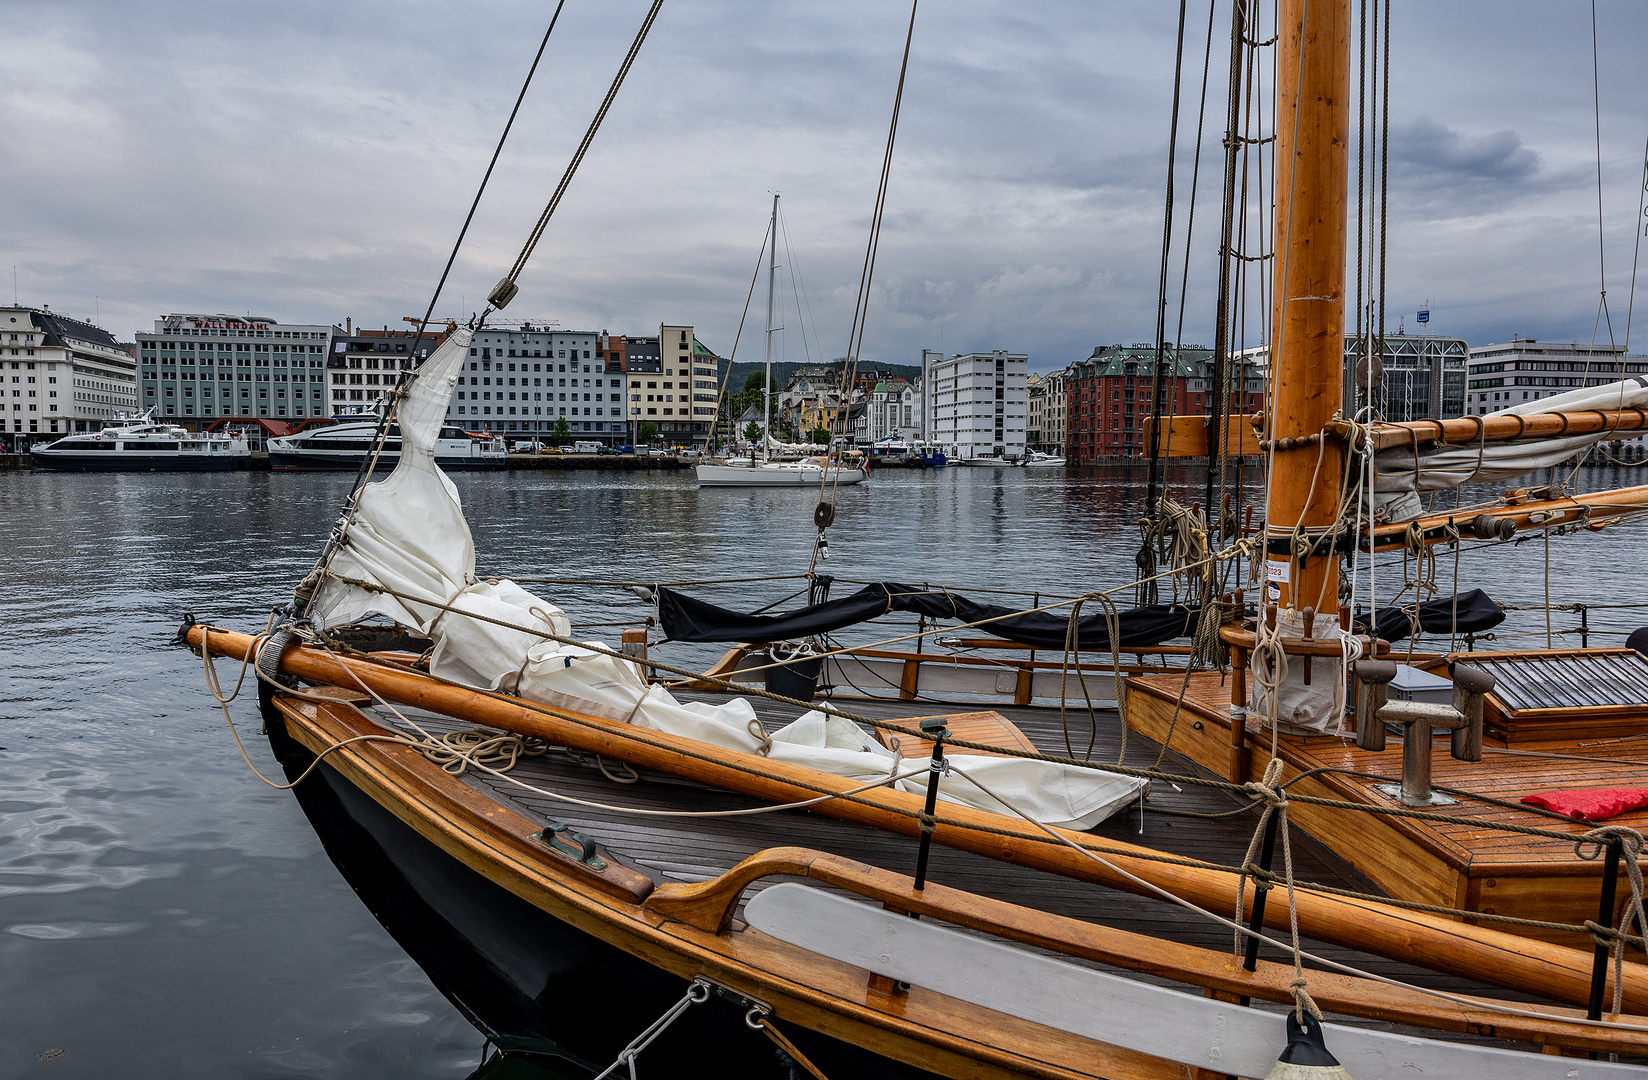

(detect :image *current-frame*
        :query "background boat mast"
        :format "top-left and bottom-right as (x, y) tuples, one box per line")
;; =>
(763, 192), (778, 459)
(1268, 0), (1350, 613)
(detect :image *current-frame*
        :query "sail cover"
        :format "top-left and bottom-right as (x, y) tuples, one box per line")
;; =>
(1354, 588), (1506, 643)
(659, 583), (1198, 650)
(1373, 377), (1648, 520)
(304, 326), (1144, 830)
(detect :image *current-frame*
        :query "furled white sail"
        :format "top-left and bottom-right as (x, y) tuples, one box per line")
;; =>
(1372, 377), (1648, 521)
(307, 326), (1144, 830)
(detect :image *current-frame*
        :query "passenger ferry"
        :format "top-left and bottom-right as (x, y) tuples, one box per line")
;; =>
(267, 408), (507, 471)
(29, 411), (250, 472)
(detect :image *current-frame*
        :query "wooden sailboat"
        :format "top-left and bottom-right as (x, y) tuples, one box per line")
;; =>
(185, 1), (1648, 1075)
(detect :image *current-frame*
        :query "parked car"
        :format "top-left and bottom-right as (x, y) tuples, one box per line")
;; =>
(612, 444), (636, 455)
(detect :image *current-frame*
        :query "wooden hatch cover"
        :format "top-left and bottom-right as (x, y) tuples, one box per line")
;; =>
(1459, 648), (1648, 742)
(872, 710), (1038, 759)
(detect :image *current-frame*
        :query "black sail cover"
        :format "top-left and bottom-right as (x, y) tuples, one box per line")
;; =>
(1354, 588), (1506, 643)
(657, 582), (1198, 650)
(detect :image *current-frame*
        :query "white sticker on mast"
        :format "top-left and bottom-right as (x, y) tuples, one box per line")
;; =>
(1266, 558), (1289, 602)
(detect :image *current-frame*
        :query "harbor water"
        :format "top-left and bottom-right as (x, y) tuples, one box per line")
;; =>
(1, 463), (1644, 1078)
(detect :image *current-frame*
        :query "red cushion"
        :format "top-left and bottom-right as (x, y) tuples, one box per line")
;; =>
(1521, 788), (1648, 822)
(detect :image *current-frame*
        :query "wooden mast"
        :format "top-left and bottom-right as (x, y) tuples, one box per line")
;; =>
(1268, 0), (1349, 612)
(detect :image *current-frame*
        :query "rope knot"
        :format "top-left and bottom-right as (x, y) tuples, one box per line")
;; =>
(917, 811), (937, 835)
(1288, 977), (1323, 1022)
(746, 717), (774, 757)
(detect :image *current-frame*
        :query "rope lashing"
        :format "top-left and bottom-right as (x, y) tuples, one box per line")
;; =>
(1578, 826), (1648, 1018)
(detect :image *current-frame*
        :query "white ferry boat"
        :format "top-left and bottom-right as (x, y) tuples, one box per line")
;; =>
(695, 455), (866, 487)
(267, 409), (506, 471)
(29, 412), (250, 472)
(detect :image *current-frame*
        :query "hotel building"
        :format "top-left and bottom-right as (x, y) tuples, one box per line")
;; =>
(138, 314), (339, 427)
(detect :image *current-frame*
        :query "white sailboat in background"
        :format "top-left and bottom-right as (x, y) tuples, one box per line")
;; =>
(696, 194), (866, 488)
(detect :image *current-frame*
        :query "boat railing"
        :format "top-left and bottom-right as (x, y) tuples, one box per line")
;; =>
(641, 845), (1643, 1057)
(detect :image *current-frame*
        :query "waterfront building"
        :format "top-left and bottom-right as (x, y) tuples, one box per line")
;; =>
(448, 324), (606, 439)
(0, 306), (137, 444)
(1064, 343), (1264, 462)
(1027, 368), (1070, 453)
(1346, 333), (1468, 422)
(328, 327), (446, 412)
(1467, 338), (1648, 451)
(138, 313), (339, 428)
(620, 325), (723, 447)
(851, 375), (918, 444)
(923, 350), (1029, 460)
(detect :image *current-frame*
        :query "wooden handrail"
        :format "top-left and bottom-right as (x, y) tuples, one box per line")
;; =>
(644, 846), (1647, 1055)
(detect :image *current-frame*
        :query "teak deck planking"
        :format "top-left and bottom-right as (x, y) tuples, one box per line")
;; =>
(1126, 670), (1648, 939)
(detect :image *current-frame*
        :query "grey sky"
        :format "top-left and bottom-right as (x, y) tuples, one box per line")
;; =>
(5, 1), (1647, 371)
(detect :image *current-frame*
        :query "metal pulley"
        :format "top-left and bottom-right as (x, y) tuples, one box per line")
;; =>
(1354, 351), (1383, 391)
(487, 277), (519, 310)
(814, 501), (836, 529)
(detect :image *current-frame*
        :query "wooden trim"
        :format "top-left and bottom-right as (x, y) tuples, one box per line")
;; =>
(190, 625), (1648, 1012)
(1343, 410), (1648, 453)
(280, 694), (1647, 1058)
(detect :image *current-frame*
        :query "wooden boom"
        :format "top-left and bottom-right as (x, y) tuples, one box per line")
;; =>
(190, 625), (1648, 1012)
(1336, 408), (1648, 453)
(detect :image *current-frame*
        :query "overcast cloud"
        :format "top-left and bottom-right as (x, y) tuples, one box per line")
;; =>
(4, 1), (1647, 370)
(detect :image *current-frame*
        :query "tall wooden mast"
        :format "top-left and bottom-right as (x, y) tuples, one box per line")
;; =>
(1268, 0), (1349, 613)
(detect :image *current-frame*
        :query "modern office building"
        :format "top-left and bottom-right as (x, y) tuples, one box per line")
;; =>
(138, 313), (338, 427)
(1467, 338), (1648, 450)
(1345, 333), (1469, 422)
(923, 349), (1029, 460)
(0, 306), (137, 444)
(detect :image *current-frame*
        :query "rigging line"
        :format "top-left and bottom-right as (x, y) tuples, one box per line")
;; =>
(704, 216), (772, 453)
(820, 0), (918, 506)
(1143, 0), (1192, 524)
(1169, 0), (1219, 492)
(296, 5), (571, 618)
(1626, 127), (1648, 353)
(500, 0), (665, 293)
(1589, 0), (1615, 350)
(778, 204), (823, 372)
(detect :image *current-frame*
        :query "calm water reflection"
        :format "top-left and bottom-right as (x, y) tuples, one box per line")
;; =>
(0, 462), (1643, 1077)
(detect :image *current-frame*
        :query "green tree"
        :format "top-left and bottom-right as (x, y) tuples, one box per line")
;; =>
(809, 426), (831, 445)
(742, 421), (763, 444)
(743, 370), (775, 394)
(551, 417), (571, 445)
(638, 421), (659, 444)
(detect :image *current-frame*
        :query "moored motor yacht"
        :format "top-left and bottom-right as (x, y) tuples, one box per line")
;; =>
(29, 411), (250, 471)
(267, 407), (506, 471)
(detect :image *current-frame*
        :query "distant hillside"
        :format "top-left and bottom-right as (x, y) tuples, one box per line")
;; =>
(724, 359), (923, 389)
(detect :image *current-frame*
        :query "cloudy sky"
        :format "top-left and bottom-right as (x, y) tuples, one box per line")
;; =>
(5, 1), (1648, 371)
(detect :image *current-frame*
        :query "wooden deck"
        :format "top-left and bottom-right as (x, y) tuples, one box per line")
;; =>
(1126, 669), (1648, 942)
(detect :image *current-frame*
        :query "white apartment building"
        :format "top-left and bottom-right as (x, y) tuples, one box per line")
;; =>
(449, 326), (618, 438)
(138, 314), (337, 427)
(1, 306), (137, 441)
(923, 349), (1029, 460)
(1467, 338), (1648, 450)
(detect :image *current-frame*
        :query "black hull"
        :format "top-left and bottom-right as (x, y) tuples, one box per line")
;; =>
(260, 696), (936, 1079)
(29, 452), (242, 472)
(267, 451), (506, 472)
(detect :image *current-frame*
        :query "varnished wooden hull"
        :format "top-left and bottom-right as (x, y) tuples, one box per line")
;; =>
(260, 691), (936, 1079)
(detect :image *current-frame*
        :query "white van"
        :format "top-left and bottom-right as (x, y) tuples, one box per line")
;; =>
(571, 440), (603, 455)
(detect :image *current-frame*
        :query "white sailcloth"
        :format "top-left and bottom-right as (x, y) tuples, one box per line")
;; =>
(1372, 376), (1648, 520)
(307, 326), (1144, 830)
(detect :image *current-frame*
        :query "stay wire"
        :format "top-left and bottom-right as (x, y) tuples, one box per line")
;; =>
(502, 0), (666, 293)
(819, 0), (918, 510)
